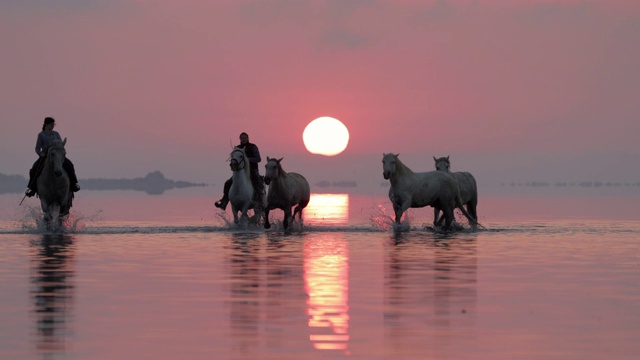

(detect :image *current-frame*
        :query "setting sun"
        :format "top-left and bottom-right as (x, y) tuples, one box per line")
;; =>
(303, 117), (350, 156)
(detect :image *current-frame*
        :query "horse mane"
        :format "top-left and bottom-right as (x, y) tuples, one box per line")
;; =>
(270, 158), (287, 176)
(392, 154), (413, 176)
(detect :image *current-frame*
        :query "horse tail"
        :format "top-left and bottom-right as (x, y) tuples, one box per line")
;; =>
(455, 193), (481, 228)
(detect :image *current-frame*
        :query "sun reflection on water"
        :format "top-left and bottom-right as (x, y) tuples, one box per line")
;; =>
(304, 234), (350, 352)
(305, 194), (349, 226)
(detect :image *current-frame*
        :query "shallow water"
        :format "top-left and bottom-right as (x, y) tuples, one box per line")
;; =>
(1, 190), (639, 359)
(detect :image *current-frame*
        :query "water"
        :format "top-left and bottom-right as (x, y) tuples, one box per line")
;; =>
(1, 189), (639, 359)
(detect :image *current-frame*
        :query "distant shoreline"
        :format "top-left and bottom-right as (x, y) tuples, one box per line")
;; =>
(0, 171), (207, 195)
(3, 171), (639, 196)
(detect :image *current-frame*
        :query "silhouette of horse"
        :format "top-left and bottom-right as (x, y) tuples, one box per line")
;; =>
(263, 157), (310, 230)
(37, 139), (73, 229)
(228, 146), (264, 225)
(433, 156), (478, 226)
(382, 153), (477, 231)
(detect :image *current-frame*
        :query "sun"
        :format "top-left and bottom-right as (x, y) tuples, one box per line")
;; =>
(303, 117), (350, 156)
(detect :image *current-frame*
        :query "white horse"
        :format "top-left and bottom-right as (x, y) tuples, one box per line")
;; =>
(263, 157), (310, 230)
(433, 156), (478, 226)
(382, 153), (477, 231)
(37, 138), (73, 229)
(228, 146), (264, 225)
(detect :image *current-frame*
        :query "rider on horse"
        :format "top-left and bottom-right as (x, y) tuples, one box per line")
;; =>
(25, 117), (80, 197)
(215, 132), (264, 210)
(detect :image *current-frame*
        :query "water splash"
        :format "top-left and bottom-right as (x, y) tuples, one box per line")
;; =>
(369, 202), (478, 233)
(215, 210), (269, 231)
(216, 211), (234, 227)
(370, 204), (393, 231)
(17, 205), (102, 234)
(369, 203), (412, 231)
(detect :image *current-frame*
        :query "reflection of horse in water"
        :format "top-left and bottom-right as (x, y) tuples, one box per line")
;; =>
(263, 157), (310, 230)
(226, 233), (305, 353)
(38, 139), (74, 229)
(228, 147), (265, 225)
(383, 234), (477, 355)
(433, 156), (478, 227)
(30, 234), (75, 355)
(382, 153), (477, 231)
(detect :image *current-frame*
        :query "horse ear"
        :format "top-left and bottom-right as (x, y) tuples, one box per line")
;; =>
(433, 156), (437, 162)
(395, 153), (399, 157)
(267, 156), (271, 161)
(62, 137), (67, 145)
(446, 155), (449, 160)
(277, 157), (283, 163)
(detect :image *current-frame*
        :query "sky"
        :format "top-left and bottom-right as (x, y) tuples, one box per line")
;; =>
(1, 0), (639, 192)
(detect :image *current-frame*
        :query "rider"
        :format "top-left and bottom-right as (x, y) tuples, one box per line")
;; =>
(25, 117), (81, 197)
(214, 132), (264, 210)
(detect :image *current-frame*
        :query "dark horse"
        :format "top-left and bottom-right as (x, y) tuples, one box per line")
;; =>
(37, 139), (73, 229)
(433, 156), (478, 227)
(263, 157), (310, 230)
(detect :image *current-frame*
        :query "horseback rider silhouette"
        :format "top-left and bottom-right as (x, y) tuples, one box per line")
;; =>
(215, 132), (264, 210)
(25, 117), (80, 197)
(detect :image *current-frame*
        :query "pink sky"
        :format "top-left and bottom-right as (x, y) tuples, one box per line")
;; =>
(1, 1), (639, 190)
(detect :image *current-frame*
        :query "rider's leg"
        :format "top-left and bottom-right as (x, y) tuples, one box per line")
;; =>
(215, 178), (232, 210)
(63, 158), (80, 191)
(25, 158), (42, 197)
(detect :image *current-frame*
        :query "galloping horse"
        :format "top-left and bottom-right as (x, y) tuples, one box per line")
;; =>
(382, 153), (477, 231)
(228, 146), (265, 225)
(263, 157), (310, 230)
(37, 138), (73, 229)
(433, 156), (478, 226)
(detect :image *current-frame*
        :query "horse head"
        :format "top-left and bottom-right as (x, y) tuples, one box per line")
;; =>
(229, 147), (247, 172)
(382, 153), (399, 180)
(47, 138), (67, 177)
(434, 156), (450, 172)
(264, 157), (283, 185)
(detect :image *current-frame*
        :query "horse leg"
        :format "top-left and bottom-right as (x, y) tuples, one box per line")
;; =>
(443, 207), (455, 231)
(293, 204), (303, 224)
(283, 207), (293, 230)
(231, 205), (240, 224)
(395, 200), (411, 224)
(60, 199), (71, 218)
(455, 195), (478, 228)
(57, 213), (65, 228)
(433, 207), (440, 227)
(434, 207), (447, 227)
(43, 211), (52, 229)
(264, 207), (271, 229)
(297, 198), (309, 225)
(40, 201), (52, 229)
(240, 203), (251, 224)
